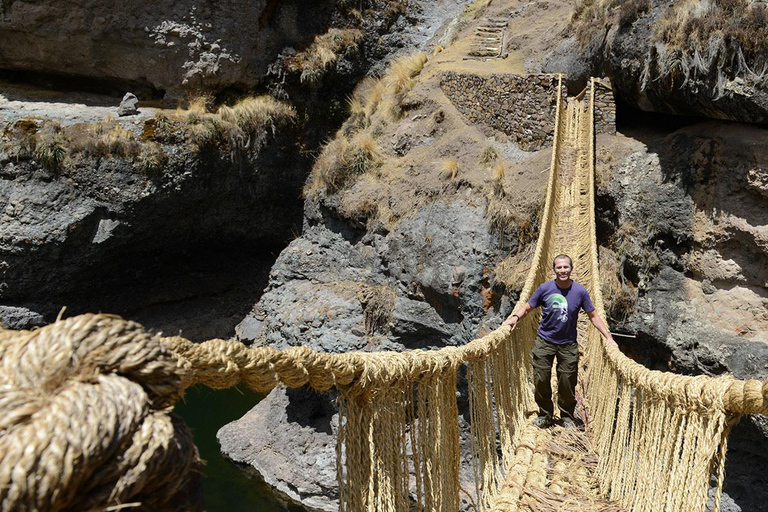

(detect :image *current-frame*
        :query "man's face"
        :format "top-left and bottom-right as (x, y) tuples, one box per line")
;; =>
(553, 258), (572, 282)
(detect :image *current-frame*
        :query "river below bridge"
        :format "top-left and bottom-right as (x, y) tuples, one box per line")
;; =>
(174, 386), (304, 512)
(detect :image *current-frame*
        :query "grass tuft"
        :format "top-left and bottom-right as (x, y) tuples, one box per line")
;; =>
(284, 28), (364, 84)
(480, 145), (499, 167)
(441, 159), (460, 180)
(35, 122), (66, 171)
(492, 163), (506, 197)
(305, 129), (382, 195)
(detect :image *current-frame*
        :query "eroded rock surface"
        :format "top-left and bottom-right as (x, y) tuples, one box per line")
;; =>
(596, 122), (768, 511)
(0, 0), (337, 99)
(545, 1), (768, 125)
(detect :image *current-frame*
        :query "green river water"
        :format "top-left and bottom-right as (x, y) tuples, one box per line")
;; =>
(174, 386), (304, 512)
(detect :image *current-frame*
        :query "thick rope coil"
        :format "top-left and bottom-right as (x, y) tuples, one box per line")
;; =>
(0, 314), (200, 512)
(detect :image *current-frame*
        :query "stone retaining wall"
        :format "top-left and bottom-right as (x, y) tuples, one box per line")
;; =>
(439, 72), (560, 151)
(439, 73), (617, 149)
(594, 78), (616, 135)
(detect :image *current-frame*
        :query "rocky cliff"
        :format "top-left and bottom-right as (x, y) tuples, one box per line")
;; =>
(550, 0), (768, 124)
(593, 119), (768, 511)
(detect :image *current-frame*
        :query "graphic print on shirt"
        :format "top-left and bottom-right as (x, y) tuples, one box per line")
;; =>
(545, 294), (569, 323)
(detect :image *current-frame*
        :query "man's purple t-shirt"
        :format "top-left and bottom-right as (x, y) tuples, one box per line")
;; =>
(527, 280), (595, 345)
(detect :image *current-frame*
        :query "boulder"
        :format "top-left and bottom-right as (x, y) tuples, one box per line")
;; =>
(117, 92), (139, 116)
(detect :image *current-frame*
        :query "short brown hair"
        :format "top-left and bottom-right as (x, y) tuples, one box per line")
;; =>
(552, 254), (573, 269)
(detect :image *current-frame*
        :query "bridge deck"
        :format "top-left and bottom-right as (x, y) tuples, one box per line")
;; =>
(488, 89), (627, 511)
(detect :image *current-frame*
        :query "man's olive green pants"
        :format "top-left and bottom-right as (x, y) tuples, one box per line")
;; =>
(532, 336), (579, 420)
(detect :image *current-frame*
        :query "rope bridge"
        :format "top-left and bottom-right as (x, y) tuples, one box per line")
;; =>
(2, 77), (768, 512)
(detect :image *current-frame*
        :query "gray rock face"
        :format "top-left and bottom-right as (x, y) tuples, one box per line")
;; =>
(596, 122), (768, 512)
(0, 305), (44, 329)
(0, 0), (337, 98)
(236, 200), (507, 352)
(547, 2), (768, 124)
(218, 387), (340, 512)
(0, 126), (306, 319)
(227, 196), (510, 510)
(117, 93), (139, 116)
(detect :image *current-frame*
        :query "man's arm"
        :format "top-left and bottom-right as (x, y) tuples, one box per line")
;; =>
(502, 302), (534, 328)
(586, 310), (618, 348)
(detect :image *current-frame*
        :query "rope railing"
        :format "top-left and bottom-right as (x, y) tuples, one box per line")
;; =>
(1, 76), (767, 512)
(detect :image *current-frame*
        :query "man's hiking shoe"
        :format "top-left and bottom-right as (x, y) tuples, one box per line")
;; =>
(532, 416), (552, 428)
(561, 417), (584, 430)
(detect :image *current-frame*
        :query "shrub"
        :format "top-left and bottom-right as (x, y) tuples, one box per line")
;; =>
(283, 28), (364, 84)
(136, 142), (168, 176)
(35, 122), (66, 171)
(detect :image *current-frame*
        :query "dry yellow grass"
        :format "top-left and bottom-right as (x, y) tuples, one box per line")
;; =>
(304, 129), (382, 196)
(440, 159), (459, 180)
(284, 28), (364, 84)
(66, 121), (141, 159)
(492, 163), (506, 197)
(218, 96), (296, 136)
(480, 145), (498, 167)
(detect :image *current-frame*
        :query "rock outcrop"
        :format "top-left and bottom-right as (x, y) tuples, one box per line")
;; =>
(546, 0), (768, 125)
(0, 0), (338, 99)
(595, 121), (768, 511)
(0, 117), (305, 324)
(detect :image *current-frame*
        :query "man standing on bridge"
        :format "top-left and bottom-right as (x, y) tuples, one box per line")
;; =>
(502, 254), (616, 428)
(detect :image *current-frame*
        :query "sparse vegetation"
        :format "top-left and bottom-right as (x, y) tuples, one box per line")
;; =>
(283, 28), (364, 84)
(149, 95), (296, 155)
(571, 0), (768, 96)
(304, 52), (429, 196)
(66, 121), (140, 159)
(0, 94), (292, 177)
(358, 285), (397, 335)
(441, 159), (460, 181)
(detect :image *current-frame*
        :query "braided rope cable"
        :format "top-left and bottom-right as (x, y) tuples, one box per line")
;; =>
(0, 314), (200, 511)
